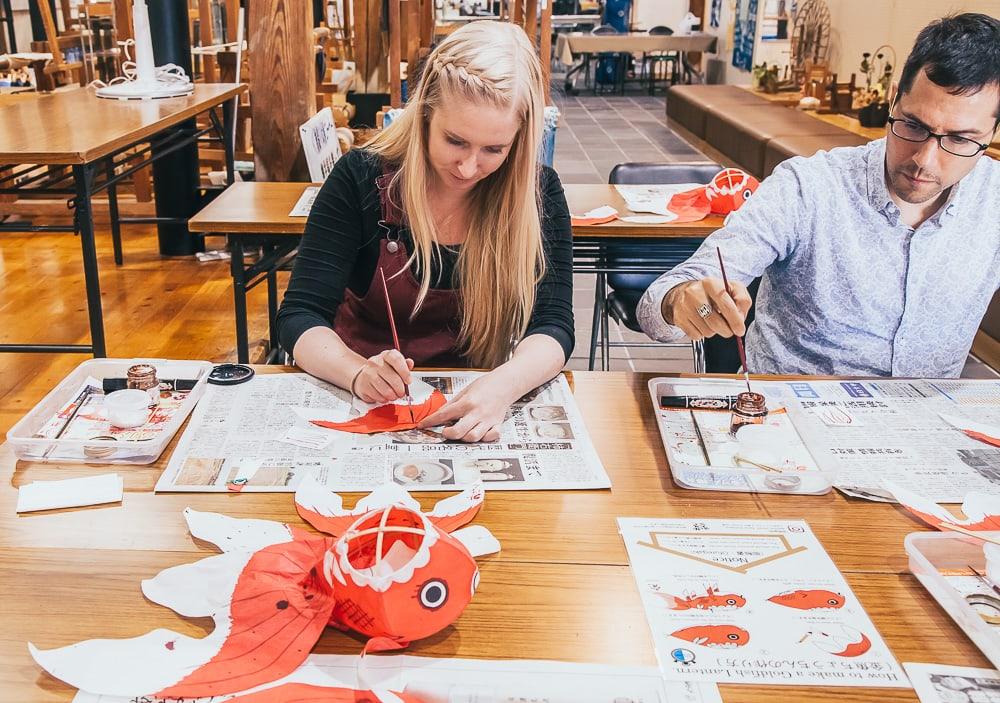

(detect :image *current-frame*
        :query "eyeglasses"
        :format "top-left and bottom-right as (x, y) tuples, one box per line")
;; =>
(887, 115), (994, 158)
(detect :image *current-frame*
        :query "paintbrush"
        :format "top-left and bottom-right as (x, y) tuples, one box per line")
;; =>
(378, 267), (415, 423)
(715, 247), (752, 394)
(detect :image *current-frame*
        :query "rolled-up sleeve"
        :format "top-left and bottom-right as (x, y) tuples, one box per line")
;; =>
(637, 163), (806, 341)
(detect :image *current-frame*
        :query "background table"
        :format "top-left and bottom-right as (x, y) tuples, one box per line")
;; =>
(0, 370), (989, 701)
(189, 182), (724, 363)
(0, 84), (245, 357)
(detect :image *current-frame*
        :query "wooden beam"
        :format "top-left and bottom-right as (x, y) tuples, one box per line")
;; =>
(342, 0), (354, 61)
(512, 0), (523, 26)
(113, 0), (133, 42)
(388, 0), (402, 107)
(58, 0), (71, 32)
(539, 0), (552, 103)
(225, 0), (240, 42)
(419, 0), (433, 50)
(523, 0), (537, 45)
(405, 0), (420, 75)
(198, 0), (217, 81)
(34, 0), (65, 68)
(249, 0), (316, 181)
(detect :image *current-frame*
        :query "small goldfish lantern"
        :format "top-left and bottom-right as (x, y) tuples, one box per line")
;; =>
(30, 480), (498, 699)
(666, 168), (761, 221)
(704, 168), (760, 215)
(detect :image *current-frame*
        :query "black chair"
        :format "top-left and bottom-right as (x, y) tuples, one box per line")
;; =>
(643, 25), (679, 94)
(589, 161), (722, 371)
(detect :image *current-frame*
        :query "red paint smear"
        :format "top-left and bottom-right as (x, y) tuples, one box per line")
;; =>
(965, 429), (1000, 448)
(156, 536), (337, 698)
(310, 390), (448, 435)
(835, 633), (872, 657)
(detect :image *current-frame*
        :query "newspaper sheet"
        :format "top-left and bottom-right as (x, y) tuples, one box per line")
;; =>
(156, 372), (611, 492)
(651, 377), (1000, 502)
(619, 517), (908, 687)
(74, 653), (722, 703)
(904, 662), (1000, 703)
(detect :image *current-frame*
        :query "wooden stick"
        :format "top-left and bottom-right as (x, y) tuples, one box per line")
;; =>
(716, 247), (752, 394)
(379, 267), (415, 420)
(387, 0), (402, 107)
(940, 522), (1000, 546)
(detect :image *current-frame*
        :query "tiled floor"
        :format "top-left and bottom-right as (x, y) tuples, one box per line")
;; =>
(551, 94), (709, 184)
(552, 96), (998, 379)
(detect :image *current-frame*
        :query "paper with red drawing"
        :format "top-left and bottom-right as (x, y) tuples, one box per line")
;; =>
(618, 518), (906, 687)
(156, 373), (611, 493)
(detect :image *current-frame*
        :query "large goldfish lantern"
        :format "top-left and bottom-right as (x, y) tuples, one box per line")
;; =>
(30, 479), (498, 698)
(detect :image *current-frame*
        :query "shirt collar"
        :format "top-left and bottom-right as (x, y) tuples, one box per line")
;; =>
(865, 138), (897, 219)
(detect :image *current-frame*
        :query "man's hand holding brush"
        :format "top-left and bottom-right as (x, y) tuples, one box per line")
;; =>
(661, 278), (753, 342)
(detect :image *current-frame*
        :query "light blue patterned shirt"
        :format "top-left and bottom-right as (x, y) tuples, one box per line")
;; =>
(637, 138), (1000, 377)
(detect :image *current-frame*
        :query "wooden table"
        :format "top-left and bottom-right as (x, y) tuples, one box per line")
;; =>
(556, 32), (718, 93)
(188, 182), (724, 363)
(0, 83), (246, 358)
(1, 370), (989, 701)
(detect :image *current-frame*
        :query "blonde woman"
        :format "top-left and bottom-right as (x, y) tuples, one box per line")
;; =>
(275, 21), (573, 443)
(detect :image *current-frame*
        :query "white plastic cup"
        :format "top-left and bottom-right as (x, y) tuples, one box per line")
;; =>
(105, 389), (151, 429)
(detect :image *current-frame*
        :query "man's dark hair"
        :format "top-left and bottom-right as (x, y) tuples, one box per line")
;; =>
(898, 13), (1000, 115)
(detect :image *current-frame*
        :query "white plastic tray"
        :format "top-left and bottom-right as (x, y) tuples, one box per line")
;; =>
(6, 358), (212, 465)
(906, 531), (1000, 669)
(648, 377), (835, 494)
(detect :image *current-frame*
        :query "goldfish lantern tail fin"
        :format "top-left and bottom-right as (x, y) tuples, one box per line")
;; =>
(427, 483), (486, 532)
(183, 507), (298, 552)
(295, 476), (420, 537)
(155, 538), (337, 698)
(666, 186), (711, 222)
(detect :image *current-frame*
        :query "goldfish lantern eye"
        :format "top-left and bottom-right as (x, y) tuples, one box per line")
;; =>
(471, 570), (481, 597)
(419, 579), (448, 610)
(743, 189), (753, 200)
(726, 598), (738, 605)
(828, 598), (840, 605)
(727, 633), (740, 640)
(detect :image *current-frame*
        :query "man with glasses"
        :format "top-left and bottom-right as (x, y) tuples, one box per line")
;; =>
(637, 13), (1000, 377)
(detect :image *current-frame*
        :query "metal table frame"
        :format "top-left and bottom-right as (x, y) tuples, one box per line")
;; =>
(0, 102), (235, 357)
(572, 235), (706, 372)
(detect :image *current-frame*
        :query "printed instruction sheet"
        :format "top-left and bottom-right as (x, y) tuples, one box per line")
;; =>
(618, 517), (908, 687)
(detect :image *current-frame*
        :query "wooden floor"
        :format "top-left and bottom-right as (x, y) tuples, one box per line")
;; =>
(0, 223), (280, 435)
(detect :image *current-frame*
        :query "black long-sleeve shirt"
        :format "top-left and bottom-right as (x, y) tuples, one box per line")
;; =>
(276, 148), (575, 363)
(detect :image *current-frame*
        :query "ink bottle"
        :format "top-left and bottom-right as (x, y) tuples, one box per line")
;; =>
(126, 363), (160, 407)
(729, 391), (767, 436)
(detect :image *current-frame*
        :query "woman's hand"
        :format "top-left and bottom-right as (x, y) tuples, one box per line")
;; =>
(351, 350), (415, 404)
(418, 372), (514, 442)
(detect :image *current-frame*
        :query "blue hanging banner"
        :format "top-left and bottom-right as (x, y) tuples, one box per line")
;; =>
(732, 0), (758, 71)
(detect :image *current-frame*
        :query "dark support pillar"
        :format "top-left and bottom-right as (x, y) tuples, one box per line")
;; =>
(29, 0), (58, 41)
(147, 0), (204, 256)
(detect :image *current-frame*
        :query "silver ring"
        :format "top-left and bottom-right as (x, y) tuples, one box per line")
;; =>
(697, 303), (713, 319)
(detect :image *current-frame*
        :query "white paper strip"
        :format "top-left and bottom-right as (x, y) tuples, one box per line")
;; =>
(16, 474), (123, 513)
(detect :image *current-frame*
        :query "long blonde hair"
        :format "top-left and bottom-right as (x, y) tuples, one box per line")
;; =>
(365, 21), (546, 368)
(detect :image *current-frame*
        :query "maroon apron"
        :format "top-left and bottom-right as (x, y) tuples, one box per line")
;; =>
(332, 171), (466, 367)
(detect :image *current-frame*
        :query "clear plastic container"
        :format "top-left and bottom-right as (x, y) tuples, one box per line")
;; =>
(905, 531), (1000, 668)
(6, 358), (212, 465)
(648, 377), (835, 495)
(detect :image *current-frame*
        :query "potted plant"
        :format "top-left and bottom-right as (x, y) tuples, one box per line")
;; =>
(856, 46), (896, 127)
